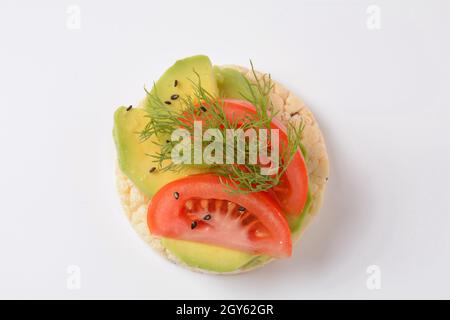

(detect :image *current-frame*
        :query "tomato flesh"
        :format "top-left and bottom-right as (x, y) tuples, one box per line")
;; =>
(148, 174), (292, 258)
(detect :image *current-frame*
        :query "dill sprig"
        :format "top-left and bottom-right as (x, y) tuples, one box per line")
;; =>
(140, 62), (304, 194)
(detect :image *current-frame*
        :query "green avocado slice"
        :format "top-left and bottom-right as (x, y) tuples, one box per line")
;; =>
(113, 107), (204, 197)
(161, 238), (261, 273)
(145, 55), (218, 112)
(214, 66), (264, 102)
(114, 55), (217, 197)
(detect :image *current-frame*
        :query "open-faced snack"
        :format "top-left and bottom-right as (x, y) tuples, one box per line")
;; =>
(113, 55), (329, 274)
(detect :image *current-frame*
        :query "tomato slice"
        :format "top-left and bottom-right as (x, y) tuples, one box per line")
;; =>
(147, 174), (292, 258)
(219, 99), (308, 217)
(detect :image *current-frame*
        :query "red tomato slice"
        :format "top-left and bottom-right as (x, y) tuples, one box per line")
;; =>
(147, 174), (292, 258)
(220, 99), (308, 217)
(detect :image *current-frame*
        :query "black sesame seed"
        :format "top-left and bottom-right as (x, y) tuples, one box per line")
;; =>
(170, 94), (179, 100)
(149, 167), (156, 173)
(191, 221), (198, 229)
(203, 214), (211, 221)
(126, 105), (133, 111)
(164, 101), (172, 105)
(238, 206), (246, 212)
(174, 80), (178, 87)
(173, 192), (180, 200)
(200, 106), (207, 112)
(166, 140), (170, 143)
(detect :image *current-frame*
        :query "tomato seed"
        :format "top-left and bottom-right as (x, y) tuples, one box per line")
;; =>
(173, 192), (180, 200)
(170, 94), (179, 100)
(203, 214), (211, 221)
(185, 200), (193, 210)
(191, 221), (198, 229)
(164, 101), (172, 105)
(200, 199), (208, 210)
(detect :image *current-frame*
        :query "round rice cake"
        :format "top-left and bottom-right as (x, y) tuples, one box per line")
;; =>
(115, 65), (329, 274)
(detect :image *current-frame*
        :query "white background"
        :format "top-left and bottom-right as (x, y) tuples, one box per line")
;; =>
(0, 0), (449, 299)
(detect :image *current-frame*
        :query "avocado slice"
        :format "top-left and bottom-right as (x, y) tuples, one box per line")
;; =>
(145, 55), (218, 112)
(114, 55), (218, 197)
(113, 107), (204, 197)
(161, 238), (261, 273)
(214, 66), (264, 102)
(289, 191), (312, 236)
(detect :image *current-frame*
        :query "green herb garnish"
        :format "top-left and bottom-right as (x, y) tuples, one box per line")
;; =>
(140, 61), (305, 194)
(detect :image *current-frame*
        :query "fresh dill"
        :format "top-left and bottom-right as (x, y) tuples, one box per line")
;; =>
(140, 62), (304, 194)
